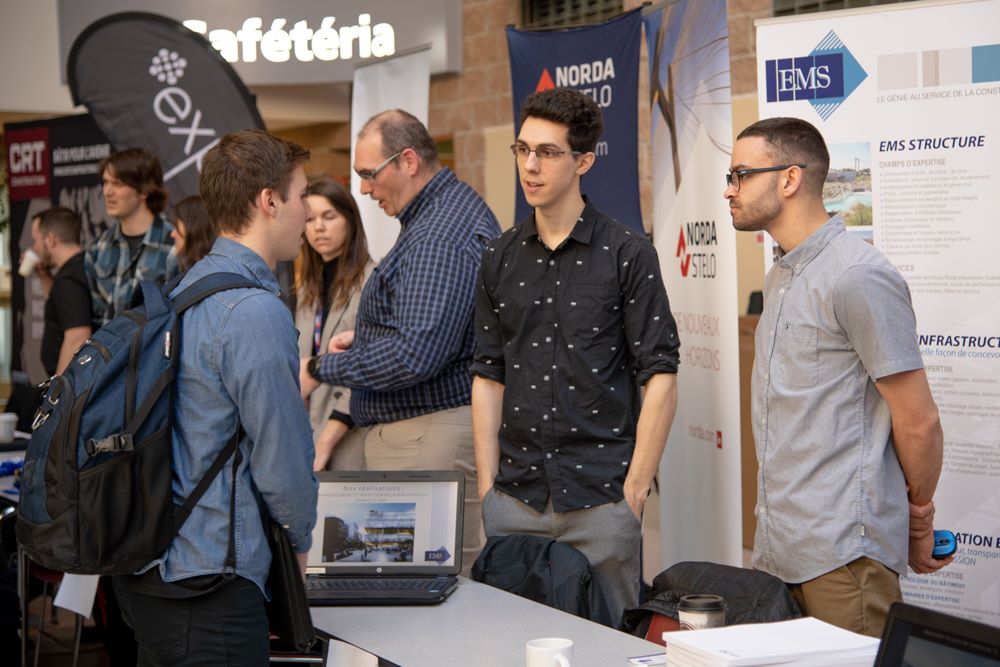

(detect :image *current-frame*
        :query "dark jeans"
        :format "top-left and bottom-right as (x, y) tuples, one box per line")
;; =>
(113, 575), (269, 666)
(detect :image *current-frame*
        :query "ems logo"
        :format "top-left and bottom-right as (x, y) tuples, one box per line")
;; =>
(675, 221), (717, 279)
(764, 30), (867, 121)
(535, 68), (555, 92)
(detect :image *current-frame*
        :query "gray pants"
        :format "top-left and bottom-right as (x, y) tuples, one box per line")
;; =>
(482, 488), (641, 627)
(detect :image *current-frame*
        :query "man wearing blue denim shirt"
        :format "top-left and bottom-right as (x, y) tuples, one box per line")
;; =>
(113, 129), (318, 665)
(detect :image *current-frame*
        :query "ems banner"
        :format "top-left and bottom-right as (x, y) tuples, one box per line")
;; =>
(756, 0), (1000, 626)
(506, 9), (642, 230)
(67, 12), (264, 203)
(644, 0), (741, 569)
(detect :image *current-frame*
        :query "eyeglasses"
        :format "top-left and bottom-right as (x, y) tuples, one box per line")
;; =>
(510, 144), (581, 161)
(725, 164), (807, 192)
(356, 150), (405, 181)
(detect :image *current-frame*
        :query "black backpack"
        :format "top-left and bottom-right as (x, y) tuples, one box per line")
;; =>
(16, 272), (257, 575)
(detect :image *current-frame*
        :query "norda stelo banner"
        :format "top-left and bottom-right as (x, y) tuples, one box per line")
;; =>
(506, 10), (642, 230)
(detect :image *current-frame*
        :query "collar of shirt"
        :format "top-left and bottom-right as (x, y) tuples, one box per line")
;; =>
(777, 214), (845, 274)
(396, 167), (456, 230)
(55, 251), (85, 278)
(107, 215), (172, 248)
(520, 195), (599, 250)
(206, 237), (278, 295)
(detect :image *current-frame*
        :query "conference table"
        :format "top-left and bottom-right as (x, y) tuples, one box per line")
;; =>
(0, 440), (27, 504)
(311, 578), (664, 666)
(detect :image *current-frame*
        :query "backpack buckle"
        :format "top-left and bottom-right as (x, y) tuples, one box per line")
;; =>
(31, 409), (50, 431)
(85, 433), (135, 457)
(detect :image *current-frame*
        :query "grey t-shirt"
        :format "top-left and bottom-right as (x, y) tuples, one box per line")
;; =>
(751, 215), (923, 583)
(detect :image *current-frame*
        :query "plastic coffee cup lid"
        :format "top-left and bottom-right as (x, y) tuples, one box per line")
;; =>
(678, 594), (725, 611)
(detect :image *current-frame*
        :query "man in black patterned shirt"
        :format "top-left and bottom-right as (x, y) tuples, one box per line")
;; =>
(471, 89), (680, 625)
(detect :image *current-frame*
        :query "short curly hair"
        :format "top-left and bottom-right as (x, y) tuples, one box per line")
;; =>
(519, 89), (604, 153)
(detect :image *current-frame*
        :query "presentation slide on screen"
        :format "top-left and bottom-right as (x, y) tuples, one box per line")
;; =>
(307, 480), (458, 570)
(758, 0), (1000, 625)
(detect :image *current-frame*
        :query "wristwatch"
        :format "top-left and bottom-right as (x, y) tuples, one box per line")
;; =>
(307, 355), (322, 380)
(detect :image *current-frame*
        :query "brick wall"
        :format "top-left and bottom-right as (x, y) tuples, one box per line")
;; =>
(728, 0), (774, 98)
(428, 0), (518, 197)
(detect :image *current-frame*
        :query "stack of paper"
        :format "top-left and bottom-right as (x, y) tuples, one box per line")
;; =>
(664, 617), (880, 667)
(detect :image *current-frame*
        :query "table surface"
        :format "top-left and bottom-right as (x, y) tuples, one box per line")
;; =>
(0, 448), (25, 503)
(311, 578), (663, 667)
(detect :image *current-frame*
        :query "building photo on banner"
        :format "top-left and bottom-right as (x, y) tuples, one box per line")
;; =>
(756, 0), (1000, 626)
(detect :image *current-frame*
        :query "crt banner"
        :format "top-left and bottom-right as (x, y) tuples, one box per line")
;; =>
(4, 114), (112, 382)
(506, 9), (642, 230)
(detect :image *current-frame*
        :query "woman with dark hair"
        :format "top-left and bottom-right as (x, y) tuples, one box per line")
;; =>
(296, 177), (374, 471)
(170, 195), (217, 270)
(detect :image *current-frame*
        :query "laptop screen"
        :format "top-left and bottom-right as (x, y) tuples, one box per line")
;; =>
(306, 471), (463, 576)
(876, 602), (1000, 666)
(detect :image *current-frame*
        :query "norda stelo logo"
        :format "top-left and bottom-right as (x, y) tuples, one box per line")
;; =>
(676, 221), (717, 279)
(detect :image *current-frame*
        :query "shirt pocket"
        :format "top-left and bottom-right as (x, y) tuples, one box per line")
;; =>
(777, 323), (818, 388)
(563, 283), (620, 342)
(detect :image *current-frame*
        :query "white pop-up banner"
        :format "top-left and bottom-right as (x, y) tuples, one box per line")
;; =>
(757, 0), (1000, 626)
(645, 0), (743, 569)
(350, 46), (431, 261)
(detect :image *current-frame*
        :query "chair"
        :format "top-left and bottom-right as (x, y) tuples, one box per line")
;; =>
(471, 534), (614, 627)
(16, 544), (107, 667)
(620, 561), (801, 644)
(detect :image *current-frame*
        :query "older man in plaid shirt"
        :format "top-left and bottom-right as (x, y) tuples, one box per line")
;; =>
(86, 148), (178, 326)
(301, 110), (500, 573)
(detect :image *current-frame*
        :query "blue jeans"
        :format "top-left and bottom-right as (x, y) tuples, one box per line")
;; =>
(114, 576), (269, 666)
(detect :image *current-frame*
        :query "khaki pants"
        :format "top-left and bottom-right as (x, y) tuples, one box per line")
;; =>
(364, 406), (482, 577)
(326, 426), (367, 471)
(787, 557), (901, 637)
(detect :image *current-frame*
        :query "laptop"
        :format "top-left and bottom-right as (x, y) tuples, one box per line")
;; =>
(303, 470), (464, 605)
(875, 601), (1000, 666)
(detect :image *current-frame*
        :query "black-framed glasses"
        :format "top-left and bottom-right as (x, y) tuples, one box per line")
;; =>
(725, 164), (807, 192)
(356, 149), (405, 181)
(510, 144), (581, 161)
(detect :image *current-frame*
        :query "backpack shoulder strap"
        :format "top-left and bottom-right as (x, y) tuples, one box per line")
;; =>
(172, 272), (260, 314)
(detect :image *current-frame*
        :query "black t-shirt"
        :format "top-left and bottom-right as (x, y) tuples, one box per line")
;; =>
(42, 253), (92, 376)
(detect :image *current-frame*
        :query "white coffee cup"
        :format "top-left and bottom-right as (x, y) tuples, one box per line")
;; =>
(526, 637), (573, 667)
(0, 413), (17, 444)
(677, 594), (726, 630)
(18, 249), (41, 278)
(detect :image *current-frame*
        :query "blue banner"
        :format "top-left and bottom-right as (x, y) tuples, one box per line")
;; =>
(507, 10), (643, 230)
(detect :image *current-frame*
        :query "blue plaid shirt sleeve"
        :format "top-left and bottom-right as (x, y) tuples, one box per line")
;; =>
(318, 239), (479, 390)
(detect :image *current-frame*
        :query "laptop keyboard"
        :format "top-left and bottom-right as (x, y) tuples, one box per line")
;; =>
(306, 577), (444, 591)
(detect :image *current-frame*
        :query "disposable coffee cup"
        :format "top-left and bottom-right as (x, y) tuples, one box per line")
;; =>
(526, 637), (573, 667)
(0, 413), (17, 444)
(18, 249), (41, 278)
(677, 594), (726, 630)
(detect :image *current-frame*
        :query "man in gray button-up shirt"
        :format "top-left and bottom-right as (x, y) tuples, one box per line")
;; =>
(727, 117), (951, 637)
